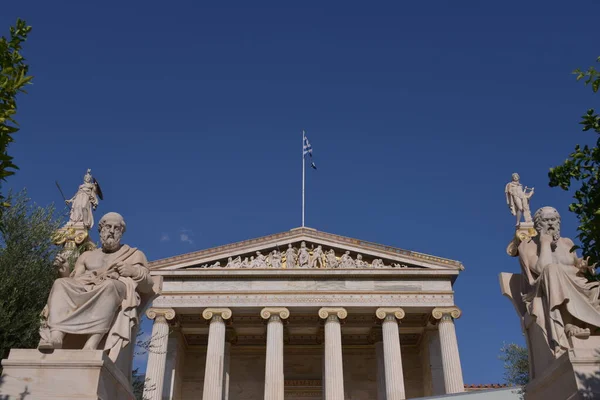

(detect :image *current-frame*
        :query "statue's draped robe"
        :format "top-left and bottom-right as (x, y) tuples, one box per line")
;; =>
(69, 182), (97, 228)
(520, 239), (600, 352)
(45, 245), (153, 352)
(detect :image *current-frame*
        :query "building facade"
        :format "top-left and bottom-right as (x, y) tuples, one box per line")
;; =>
(144, 227), (466, 400)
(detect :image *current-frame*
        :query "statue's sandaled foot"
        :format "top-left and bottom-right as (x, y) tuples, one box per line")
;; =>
(565, 324), (591, 339)
(37, 339), (54, 350)
(37, 338), (62, 350)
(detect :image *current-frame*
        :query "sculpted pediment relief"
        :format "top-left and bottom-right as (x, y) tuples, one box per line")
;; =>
(150, 228), (464, 271)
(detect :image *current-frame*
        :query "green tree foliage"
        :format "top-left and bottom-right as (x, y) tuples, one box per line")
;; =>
(548, 56), (600, 265)
(0, 190), (61, 366)
(0, 19), (33, 215)
(499, 342), (529, 386)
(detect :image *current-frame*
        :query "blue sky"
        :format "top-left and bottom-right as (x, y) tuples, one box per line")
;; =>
(2, 1), (599, 385)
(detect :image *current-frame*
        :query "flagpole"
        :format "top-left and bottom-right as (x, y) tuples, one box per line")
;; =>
(302, 130), (305, 227)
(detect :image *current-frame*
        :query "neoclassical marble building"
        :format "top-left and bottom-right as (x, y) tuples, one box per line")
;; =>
(143, 227), (465, 400)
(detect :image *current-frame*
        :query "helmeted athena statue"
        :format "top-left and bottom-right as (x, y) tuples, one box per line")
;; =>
(66, 168), (102, 229)
(500, 174), (600, 398)
(53, 168), (103, 251)
(39, 212), (155, 363)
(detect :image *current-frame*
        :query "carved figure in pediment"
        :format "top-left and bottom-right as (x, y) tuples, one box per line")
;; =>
(251, 251), (267, 268)
(285, 244), (297, 268)
(309, 245), (325, 268)
(326, 249), (339, 269)
(226, 256), (242, 268)
(392, 263), (408, 268)
(372, 259), (385, 268)
(209, 261), (221, 268)
(355, 254), (367, 268)
(340, 251), (355, 268)
(270, 250), (282, 269)
(298, 242), (310, 268)
(241, 257), (250, 268)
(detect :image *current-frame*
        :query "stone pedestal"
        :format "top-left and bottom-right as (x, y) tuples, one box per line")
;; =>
(0, 349), (134, 400)
(525, 348), (600, 400)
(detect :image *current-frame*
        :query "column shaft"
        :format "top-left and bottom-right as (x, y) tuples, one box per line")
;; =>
(375, 341), (386, 400)
(223, 342), (231, 400)
(438, 315), (464, 393)
(202, 316), (226, 400)
(324, 315), (344, 400)
(143, 315), (170, 400)
(264, 315), (284, 400)
(382, 315), (406, 400)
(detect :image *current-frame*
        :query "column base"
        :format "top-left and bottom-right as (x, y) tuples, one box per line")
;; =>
(525, 348), (600, 400)
(0, 349), (134, 400)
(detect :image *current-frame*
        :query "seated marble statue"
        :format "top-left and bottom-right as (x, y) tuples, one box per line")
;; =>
(39, 212), (154, 357)
(518, 206), (600, 354)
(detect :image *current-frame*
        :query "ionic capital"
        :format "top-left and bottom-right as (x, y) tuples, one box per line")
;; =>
(260, 307), (290, 320)
(146, 307), (176, 321)
(318, 307), (347, 320)
(202, 307), (232, 321)
(432, 307), (462, 321)
(375, 307), (405, 321)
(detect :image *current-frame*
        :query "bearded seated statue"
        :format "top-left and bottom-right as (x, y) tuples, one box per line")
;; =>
(515, 207), (600, 363)
(39, 212), (155, 364)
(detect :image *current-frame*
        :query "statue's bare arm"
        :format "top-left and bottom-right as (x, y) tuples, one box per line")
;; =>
(72, 251), (90, 277)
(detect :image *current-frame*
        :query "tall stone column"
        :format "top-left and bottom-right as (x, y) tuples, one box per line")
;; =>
(376, 308), (406, 400)
(432, 307), (464, 394)
(202, 308), (232, 400)
(375, 339), (386, 400)
(318, 307), (347, 400)
(261, 307), (290, 400)
(143, 308), (176, 400)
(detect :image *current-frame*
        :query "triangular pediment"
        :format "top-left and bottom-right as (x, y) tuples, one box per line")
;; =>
(150, 227), (464, 271)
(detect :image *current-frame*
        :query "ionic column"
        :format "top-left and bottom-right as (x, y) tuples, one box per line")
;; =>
(376, 308), (406, 400)
(261, 307), (290, 400)
(375, 339), (386, 400)
(202, 308), (232, 400)
(318, 307), (347, 400)
(432, 307), (464, 394)
(143, 308), (176, 400)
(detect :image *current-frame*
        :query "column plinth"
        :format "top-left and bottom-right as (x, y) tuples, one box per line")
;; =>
(261, 307), (290, 400)
(432, 307), (464, 394)
(319, 307), (347, 400)
(376, 307), (406, 400)
(143, 308), (176, 400)
(202, 308), (232, 400)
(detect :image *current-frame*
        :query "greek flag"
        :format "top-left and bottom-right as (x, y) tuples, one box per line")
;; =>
(303, 135), (317, 169)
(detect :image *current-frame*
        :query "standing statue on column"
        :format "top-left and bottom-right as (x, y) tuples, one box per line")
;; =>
(39, 212), (154, 361)
(505, 172), (534, 225)
(66, 169), (103, 229)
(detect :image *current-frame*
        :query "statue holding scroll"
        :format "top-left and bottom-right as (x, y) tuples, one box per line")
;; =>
(39, 212), (155, 361)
